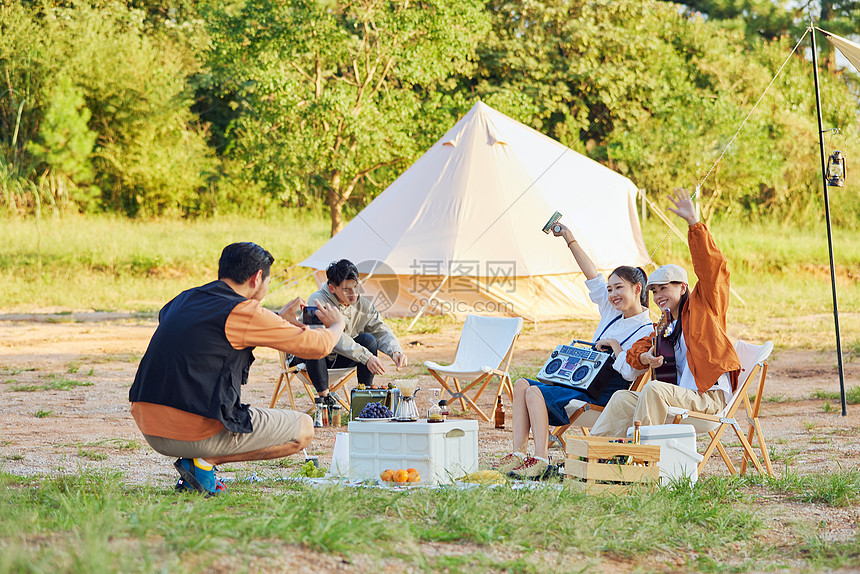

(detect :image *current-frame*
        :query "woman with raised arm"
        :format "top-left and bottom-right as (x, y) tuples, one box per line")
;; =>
(589, 189), (740, 438)
(497, 223), (653, 480)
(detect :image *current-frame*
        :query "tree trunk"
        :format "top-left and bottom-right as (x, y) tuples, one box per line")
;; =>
(327, 171), (347, 236)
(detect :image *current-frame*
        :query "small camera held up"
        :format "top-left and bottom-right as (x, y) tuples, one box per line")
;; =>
(542, 211), (563, 234)
(302, 305), (324, 327)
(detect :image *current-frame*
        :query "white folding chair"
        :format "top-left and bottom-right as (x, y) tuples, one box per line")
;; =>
(269, 351), (355, 413)
(424, 315), (524, 422)
(667, 340), (775, 477)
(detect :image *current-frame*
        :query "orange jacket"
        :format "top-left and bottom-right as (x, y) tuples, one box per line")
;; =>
(627, 222), (740, 392)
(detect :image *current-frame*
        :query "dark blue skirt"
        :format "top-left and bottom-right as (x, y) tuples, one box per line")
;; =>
(528, 373), (630, 427)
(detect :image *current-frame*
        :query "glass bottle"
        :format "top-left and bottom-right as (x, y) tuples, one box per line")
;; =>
(314, 397), (324, 428)
(427, 402), (443, 422)
(331, 403), (342, 427)
(494, 398), (505, 429)
(438, 400), (449, 420)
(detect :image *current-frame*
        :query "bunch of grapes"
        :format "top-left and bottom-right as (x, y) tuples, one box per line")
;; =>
(359, 402), (393, 419)
(293, 461), (326, 478)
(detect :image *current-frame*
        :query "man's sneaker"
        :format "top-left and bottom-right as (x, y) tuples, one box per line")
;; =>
(323, 393), (337, 407)
(174, 458), (226, 497)
(511, 457), (550, 480)
(495, 452), (526, 475)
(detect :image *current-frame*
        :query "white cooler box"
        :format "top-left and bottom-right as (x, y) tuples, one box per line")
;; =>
(348, 419), (479, 485)
(626, 424), (703, 486)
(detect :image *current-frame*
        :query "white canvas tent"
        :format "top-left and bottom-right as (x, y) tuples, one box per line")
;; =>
(821, 29), (860, 74)
(300, 101), (650, 321)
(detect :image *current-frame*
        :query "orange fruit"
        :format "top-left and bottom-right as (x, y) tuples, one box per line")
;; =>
(393, 469), (408, 483)
(380, 469), (395, 482)
(407, 469), (421, 483)
(406, 468), (418, 474)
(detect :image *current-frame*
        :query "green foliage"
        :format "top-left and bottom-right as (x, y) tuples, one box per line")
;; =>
(3, 0), (860, 224)
(466, 0), (860, 227)
(205, 0), (491, 234)
(26, 75), (99, 210)
(0, 2), (214, 216)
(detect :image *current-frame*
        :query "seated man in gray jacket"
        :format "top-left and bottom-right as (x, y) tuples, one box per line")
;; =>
(295, 259), (407, 405)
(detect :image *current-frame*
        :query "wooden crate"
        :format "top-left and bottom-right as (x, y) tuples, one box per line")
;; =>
(563, 436), (660, 494)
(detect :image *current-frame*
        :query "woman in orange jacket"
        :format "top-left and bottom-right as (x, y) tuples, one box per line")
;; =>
(589, 189), (741, 438)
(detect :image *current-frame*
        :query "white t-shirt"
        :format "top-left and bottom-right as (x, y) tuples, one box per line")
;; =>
(585, 275), (652, 383)
(669, 320), (733, 405)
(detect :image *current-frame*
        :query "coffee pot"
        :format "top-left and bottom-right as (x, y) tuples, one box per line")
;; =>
(393, 379), (419, 422)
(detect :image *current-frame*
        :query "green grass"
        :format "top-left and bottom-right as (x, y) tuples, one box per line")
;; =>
(0, 213), (858, 349)
(0, 211), (329, 312)
(1, 470), (858, 573)
(77, 448), (108, 461)
(810, 386), (860, 404)
(8, 374), (93, 392)
(34, 408), (54, 418)
(754, 467), (860, 507)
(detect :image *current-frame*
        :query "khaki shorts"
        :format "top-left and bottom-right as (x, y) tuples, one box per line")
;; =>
(143, 407), (308, 459)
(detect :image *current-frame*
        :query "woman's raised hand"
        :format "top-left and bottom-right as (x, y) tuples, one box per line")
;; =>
(667, 188), (699, 226)
(552, 222), (575, 244)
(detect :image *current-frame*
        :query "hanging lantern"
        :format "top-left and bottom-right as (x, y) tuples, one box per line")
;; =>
(826, 150), (846, 187)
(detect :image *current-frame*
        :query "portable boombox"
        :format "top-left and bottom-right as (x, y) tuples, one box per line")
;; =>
(536, 341), (615, 399)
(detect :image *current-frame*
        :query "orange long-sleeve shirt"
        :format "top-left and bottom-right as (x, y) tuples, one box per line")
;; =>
(627, 222), (740, 393)
(131, 299), (339, 440)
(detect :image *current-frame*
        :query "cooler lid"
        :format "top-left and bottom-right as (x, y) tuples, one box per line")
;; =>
(626, 424), (696, 440)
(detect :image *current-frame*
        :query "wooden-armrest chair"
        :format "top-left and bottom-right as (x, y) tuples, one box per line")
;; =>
(667, 340), (774, 477)
(549, 369), (651, 451)
(269, 351), (355, 413)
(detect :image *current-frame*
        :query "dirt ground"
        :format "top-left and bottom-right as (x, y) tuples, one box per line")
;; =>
(2, 312), (860, 562)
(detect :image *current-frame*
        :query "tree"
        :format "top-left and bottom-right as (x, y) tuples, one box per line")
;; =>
(460, 0), (860, 225)
(27, 76), (99, 211)
(0, 2), (214, 216)
(205, 0), (490, 235)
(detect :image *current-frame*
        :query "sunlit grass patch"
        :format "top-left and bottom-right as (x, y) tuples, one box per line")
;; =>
(758, 467), (860, 507)
(8, 374), (93, 392)
(810, 386), (860, 404)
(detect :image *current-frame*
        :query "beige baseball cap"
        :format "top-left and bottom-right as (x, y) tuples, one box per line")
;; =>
(646, 264), (688, 287)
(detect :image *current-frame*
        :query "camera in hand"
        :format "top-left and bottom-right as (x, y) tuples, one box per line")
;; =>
(302, 305), (323, 326)
(542, 211), (563, 234)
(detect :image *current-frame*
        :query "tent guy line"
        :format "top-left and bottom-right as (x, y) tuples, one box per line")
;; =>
(648, 28), (809, 260)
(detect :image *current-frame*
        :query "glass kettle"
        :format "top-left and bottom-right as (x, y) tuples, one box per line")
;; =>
(393, 379), (419, 422)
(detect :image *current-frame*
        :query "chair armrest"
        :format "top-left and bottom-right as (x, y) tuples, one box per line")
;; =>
(667, 406), (688, 418)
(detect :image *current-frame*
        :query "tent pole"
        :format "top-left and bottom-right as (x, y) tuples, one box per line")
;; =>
(407, 275), (450, 330)
(810, 23), (847, 416)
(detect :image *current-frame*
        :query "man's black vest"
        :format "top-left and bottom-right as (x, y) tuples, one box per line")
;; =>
(129, 280), (256, 434)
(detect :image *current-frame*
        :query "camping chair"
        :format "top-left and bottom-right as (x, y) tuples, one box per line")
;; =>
(667, 340), (775, 477)
(269, 352), (355, 413)
(549, 369), (652, 451)
(424, 315), (524, 422)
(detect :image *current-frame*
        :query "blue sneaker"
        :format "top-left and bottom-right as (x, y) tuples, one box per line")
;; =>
(174, 458), (227, 497)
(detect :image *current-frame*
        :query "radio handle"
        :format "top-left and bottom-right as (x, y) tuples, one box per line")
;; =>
(569, 339), (597, 350)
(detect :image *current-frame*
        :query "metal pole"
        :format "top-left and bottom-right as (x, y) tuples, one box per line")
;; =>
(810, 24), (847, 416)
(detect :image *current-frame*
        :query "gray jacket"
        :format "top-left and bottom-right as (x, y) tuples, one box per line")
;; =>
(308, 284), (403, 364)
